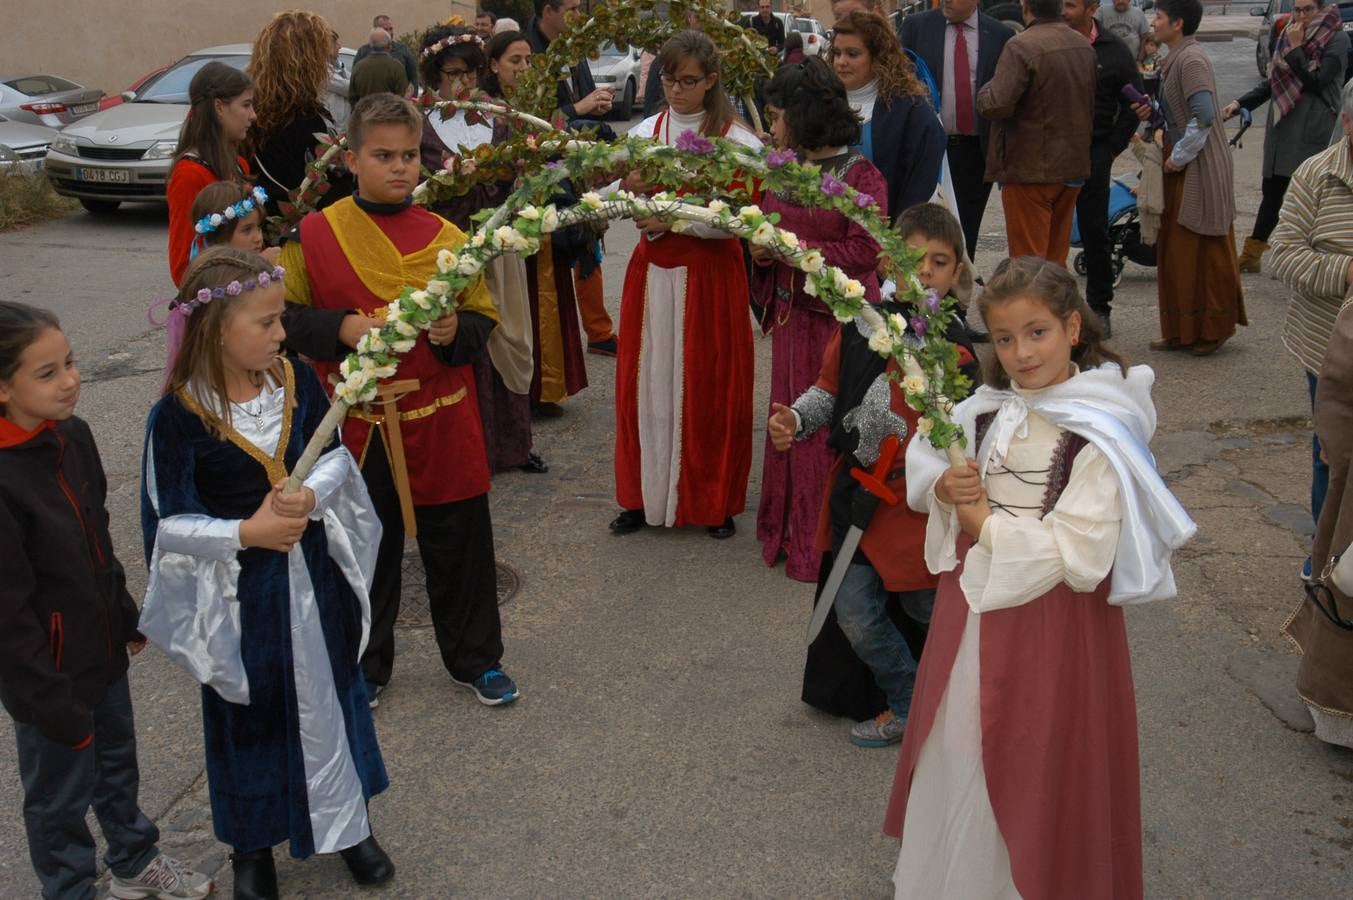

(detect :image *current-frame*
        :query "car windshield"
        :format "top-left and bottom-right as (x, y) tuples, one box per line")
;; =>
(4, 75), (81, 95)
(136, 55), (249, 103)
(598, 42), (628, 57)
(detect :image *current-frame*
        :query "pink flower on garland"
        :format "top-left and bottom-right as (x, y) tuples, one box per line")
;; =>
(821, 173), (846, 197)
(853, 192), (874, 209)
(675, 129), (715, 155)
(766, 148), (796, 168)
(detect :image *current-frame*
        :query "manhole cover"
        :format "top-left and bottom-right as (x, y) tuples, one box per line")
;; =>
(397, 547), (520, 628)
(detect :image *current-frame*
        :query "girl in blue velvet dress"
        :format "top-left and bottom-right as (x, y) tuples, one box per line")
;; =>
(139, 247), (393, 899)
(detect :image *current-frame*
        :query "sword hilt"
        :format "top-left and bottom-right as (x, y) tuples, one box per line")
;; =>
(849, 433), (901, 507)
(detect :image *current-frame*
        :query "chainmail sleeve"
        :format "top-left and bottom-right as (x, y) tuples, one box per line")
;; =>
(791, 386), (836, 439)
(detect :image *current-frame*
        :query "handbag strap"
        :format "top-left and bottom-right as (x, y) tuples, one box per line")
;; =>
(1303, 579), (1353, 631)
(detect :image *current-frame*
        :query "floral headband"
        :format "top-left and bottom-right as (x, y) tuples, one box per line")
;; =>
(421, 32), (483, 59)
(172, 266), (286, 316)
(194, 186), (269, 236)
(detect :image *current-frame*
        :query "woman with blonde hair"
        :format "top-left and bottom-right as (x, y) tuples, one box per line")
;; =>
(830, 10), (945, 219)
(247, 9), (354, 217)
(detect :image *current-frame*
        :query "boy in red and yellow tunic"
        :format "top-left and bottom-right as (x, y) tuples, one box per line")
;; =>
(279, 93), (519, 706)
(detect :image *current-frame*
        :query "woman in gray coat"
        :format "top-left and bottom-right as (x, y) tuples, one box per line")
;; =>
(1223, 0), (1348, 273)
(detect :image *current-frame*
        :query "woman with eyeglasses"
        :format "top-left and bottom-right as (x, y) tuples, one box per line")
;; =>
(609, 30), (762, 540)
(415, 26), (551, 475)
(829, 11), (946, 223)
(1224, 0), (1349, 274)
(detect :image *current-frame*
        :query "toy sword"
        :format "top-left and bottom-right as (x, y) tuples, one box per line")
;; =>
(805, 433), (902, 647)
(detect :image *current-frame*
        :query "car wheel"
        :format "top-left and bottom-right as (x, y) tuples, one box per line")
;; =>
(79, 199), (121, 215)
(1073, 251), (1088, 276)
(617, 79), (635, 120)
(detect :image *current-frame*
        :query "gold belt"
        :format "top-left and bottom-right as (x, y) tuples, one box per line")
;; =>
(347, 386), (467, 425)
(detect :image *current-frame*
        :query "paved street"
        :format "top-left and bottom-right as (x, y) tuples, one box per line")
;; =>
(1, 35), (1350, 899)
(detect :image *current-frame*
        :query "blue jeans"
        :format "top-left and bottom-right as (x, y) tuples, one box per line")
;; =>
(13, 675), (160, 900)
(833, 563), (934, 720)
(1310, 372), (1330, 526)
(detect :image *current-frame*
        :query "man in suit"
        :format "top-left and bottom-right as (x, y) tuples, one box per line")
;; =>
(898, 0), (1014, 261)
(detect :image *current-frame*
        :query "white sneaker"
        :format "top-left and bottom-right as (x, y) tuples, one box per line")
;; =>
(109, 853), (213, 899)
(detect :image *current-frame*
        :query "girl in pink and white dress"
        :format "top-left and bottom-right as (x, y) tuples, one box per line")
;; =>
(884, 257), (1195, 900)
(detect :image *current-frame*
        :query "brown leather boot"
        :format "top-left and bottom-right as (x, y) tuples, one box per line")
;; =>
(1238, 237), (1267, 274)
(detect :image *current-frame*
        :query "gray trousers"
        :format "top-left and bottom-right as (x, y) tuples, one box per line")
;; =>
(14, 675), (160, 900)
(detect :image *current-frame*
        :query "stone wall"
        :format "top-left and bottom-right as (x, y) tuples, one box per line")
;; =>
(10, 1), (476, 99)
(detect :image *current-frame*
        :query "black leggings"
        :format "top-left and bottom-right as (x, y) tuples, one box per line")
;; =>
(1251, 174), (1291, 242)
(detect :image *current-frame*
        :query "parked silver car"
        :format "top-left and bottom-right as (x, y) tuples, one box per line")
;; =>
(0, 113), (58, 173)
(591, 42), (644, 120)
(45, 44), (354, 214)
(0, 74), (103, 128)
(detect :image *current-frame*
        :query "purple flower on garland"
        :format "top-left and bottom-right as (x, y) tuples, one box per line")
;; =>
(546, 161), (564, 170)
(853, 192), (874, 209)
(821, 173), (846, 197)
(910, 316), (927, 337)
(766, 147), (796, 168)
(675, 129), (715, 155)
(923, 289), (941, 312)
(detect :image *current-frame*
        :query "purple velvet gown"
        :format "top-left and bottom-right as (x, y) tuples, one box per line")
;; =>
(753, 153), (888, 582)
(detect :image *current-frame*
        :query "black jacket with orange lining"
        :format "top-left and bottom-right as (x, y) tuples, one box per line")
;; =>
(0, 416), (141, 747)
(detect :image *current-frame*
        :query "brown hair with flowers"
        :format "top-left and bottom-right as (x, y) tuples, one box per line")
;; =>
(165, 247), (290, 435)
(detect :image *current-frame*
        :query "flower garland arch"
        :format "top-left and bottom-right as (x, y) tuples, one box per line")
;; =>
(285, 130), (974, 488)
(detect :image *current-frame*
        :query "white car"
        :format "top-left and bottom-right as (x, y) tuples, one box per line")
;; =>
(45, 43), (354, 214)
(590, 43), (644, 120)
(0, 113), (58, 173)
(789, 17), (828, 58)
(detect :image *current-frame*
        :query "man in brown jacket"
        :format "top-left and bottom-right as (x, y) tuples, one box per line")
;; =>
(976, 0), (1096, 265)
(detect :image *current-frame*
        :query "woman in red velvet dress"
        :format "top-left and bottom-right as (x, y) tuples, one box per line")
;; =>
(752, 58), (888, 582)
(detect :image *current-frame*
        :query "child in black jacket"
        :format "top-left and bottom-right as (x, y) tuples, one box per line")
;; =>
(0, 301), (211, 900)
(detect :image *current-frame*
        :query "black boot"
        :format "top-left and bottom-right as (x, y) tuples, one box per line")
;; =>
(232, 848), (278, 900)
(340, 835), (394, 886)
(609, 509), (646, 534)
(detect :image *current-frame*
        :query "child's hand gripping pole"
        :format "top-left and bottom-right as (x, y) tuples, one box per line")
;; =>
(806, 434), (903, 646)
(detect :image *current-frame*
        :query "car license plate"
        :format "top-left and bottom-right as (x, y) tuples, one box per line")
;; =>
(76, 167), (129, 184)
(71, 102), (98, 115)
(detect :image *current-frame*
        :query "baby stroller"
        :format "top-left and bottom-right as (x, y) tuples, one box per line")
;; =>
(1070, 177), (1156, 288)
(1069, 109), (1253, 287)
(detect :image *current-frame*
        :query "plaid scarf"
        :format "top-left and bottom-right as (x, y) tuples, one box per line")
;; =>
(1270, 5), (1343, 120)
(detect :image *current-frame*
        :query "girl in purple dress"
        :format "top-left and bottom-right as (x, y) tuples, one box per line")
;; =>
(752, 58), (889, 582)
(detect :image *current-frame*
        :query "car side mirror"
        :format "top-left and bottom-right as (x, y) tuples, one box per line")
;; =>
(120, 91), (136, 102)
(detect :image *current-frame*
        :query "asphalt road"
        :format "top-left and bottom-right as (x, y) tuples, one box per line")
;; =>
(1, 35), (1350, 900)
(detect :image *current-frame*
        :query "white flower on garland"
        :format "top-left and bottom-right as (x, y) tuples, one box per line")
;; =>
(902, 374), (928, 396)
(356, 332), (387, 355)
(669, 218), (691, 234)
(889, 312), (907, 334)
(541, 205), (560, 234)
(750, 221), (777, 246)
(392, 318), (418, 338)
(706, 199), (728, 215)
(738, 204), (763, 222)
(581, 191), (604, 210)
(410, 290), (433, 311)
(832, 268), (851, 294)
(390, 338), (415, 353)
(868, 329), (895, 354)
(457, 254), (483, 276)
(917, 417), (934, 437)
(517, 206), (541, 221)
(425, 279), (450, 298)
(436, 248), (456, 274)
(210, 213), (224, 227)
(470, 231), (486, 248)
(492, 226), (515, 249)
(801, 249), (825, 273)
(777, 228), (797, 250)
(843, 278), (865, 300)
